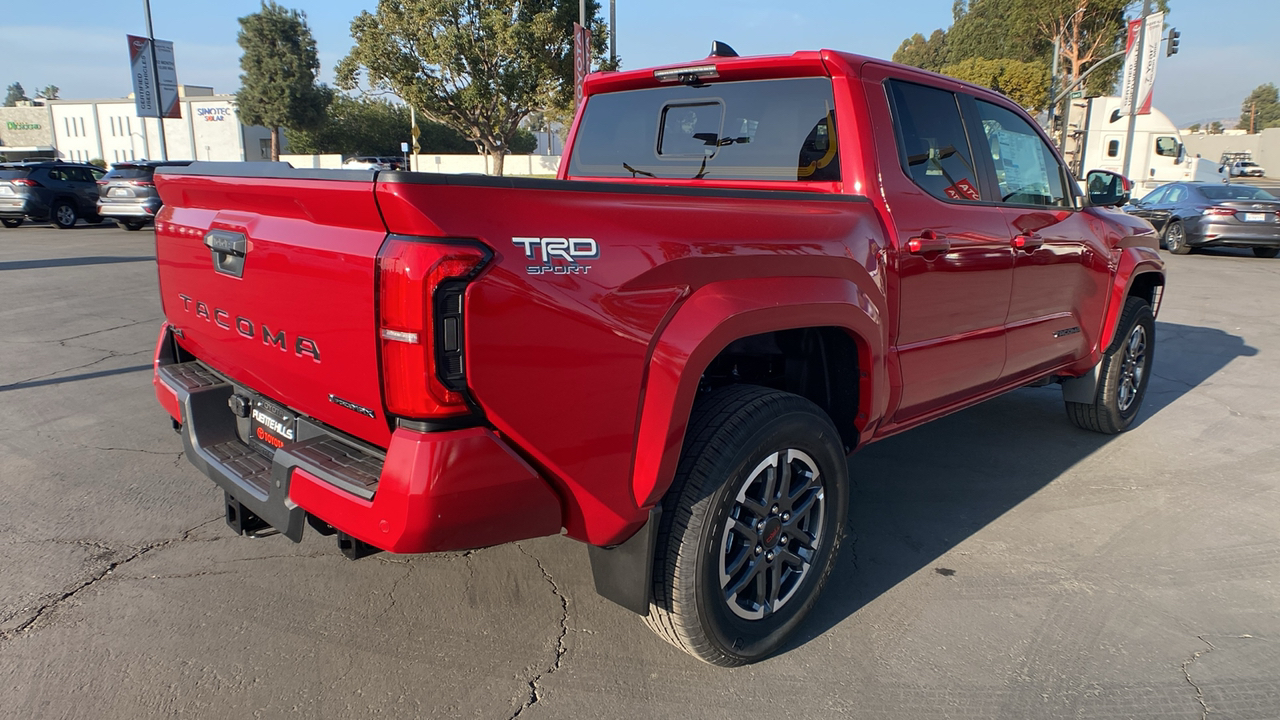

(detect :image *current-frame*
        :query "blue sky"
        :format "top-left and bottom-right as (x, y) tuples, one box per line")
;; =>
(5, 0), (1277, 128)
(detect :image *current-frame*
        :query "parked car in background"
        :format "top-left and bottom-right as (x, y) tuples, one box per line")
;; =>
(342, 156), (402, 171)
(1229, 160), (1266, 178)
(0, 161), (106, 228)
(1126, 182), (1280, 257)
(97, 160), (193, 231)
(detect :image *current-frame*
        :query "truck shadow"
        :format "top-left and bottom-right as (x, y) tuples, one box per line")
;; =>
(788, 320), (1257, 650)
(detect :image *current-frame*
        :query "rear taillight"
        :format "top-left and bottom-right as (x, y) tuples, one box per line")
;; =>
(376, 236), (490, 419)
(10, 178), (40, 187)
(132, 180), (156, 187)
(1206, 207), (1236, 217)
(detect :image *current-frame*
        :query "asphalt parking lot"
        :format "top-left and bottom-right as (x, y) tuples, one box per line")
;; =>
(1, 222), (1278, 719)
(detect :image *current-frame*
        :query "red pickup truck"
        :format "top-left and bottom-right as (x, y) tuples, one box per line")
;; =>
(151, 47), (1164, 666)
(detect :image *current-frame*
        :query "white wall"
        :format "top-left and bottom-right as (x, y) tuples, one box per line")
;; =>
(281, 153), (344, 169)
(49, 96), (271, 164)
(408, 154), (561, 175)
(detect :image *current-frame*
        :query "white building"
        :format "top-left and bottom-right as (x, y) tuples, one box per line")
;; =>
(49, 86), (274, 164)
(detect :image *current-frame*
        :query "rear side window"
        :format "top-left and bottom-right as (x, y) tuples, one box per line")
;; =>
(0, 170), (33, 180)
(105, 167), (153, 180)
(885, 80), (982, 202)
(568, 77), (839, 182)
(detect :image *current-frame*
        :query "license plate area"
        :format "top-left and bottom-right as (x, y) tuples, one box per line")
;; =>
(1243, 212), (1266, 222)
(250, 397), (297, 454)
(108, 187), (133, 197)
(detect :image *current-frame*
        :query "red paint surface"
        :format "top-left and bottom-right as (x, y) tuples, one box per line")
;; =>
(154, 48), (1164, 551)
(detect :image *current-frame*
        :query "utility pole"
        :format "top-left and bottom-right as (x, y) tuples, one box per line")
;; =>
(1120, 0), (1151, 183)
(143, 0), (169, 161)
(1251, 101), (1257, 134)
(579, 0), (585, 26)
(610, 0), (616, 67)
(1048, 36), (1060, 142)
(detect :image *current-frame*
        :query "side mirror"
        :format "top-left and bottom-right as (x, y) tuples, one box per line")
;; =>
(1176, 143), (1186, 163)
(1085, 169), (1131, 208)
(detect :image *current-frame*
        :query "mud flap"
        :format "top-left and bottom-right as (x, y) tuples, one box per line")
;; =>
(587, 506), (661, 616)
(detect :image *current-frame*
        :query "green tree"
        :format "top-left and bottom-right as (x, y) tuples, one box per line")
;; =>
(37, 85), (59, 100)
(236, 2), (332, 161)
(1208, 120), (1223, 135)
(892, 30), (949, 72)
(285, 95), (474, 155)
(1187, 122), (1200, 133)
(4, 82), (28, 107)
(895, 1), (1171, 100)
(1237, 83), (1280, 133)
(939, 57), (1050, 111)
(336, 0), (610, 176)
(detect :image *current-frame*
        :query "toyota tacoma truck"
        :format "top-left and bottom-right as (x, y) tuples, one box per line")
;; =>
(151, 46), (1164, 666)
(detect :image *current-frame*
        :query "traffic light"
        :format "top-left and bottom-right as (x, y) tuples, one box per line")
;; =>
(1167, 28), (1180, 57)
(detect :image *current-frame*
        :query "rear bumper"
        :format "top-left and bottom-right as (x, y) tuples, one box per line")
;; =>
(0, 198), (42, 219)
(97, 201), (158, 219)
(152, 323), (563, 553)
(1191, 218), (1280, 248)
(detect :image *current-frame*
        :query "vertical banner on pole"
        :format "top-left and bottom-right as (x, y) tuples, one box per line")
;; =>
(128, 35), (159, 118)
(573, 22), (591, 105)
(153, 39), (182, 119)
(1118, 12), (1163, 117)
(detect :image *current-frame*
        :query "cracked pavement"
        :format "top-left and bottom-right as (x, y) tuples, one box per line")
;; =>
(2, 225), (1279, 718)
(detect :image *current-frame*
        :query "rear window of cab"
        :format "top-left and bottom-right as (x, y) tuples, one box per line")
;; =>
(567, 77), (839, 182)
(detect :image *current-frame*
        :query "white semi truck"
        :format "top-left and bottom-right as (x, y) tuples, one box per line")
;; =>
(1061, 95), (1224, 191)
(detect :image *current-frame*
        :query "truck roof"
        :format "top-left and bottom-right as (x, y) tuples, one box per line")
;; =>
(582, 47), (1018, 108)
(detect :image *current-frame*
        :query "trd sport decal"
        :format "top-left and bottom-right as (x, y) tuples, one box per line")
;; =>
(514, 237), (598, 275)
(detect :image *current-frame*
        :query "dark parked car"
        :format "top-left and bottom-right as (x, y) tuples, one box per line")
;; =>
(0, 161), (107, 229)
(97, 160), (193, 231)
(1126, 182), (1280, 258)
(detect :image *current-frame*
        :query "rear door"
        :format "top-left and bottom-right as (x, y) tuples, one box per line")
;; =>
(969, 98), (1112, 382)
(864, 69), (1014, 421)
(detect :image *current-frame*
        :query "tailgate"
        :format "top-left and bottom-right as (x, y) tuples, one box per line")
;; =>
(155, 164), (392, 447)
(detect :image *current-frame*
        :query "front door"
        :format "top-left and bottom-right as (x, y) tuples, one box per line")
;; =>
(970, 98), (1112, 382)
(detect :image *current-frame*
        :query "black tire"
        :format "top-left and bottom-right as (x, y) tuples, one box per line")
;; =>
(122, 220), (146, 231)
(1, 218), (21, 229)
(1065, 296), (1155, 434)
(1163, 220), (1190, 255)
(644, 385), (848, 666)
(1252, 247), (1279, 259)
(50, 200), (78, 229)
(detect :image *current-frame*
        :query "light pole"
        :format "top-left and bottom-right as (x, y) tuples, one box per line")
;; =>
(142, 0), (169, 161)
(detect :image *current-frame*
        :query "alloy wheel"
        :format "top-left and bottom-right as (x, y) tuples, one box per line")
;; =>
(718, 448), (826, 620)
(1117, 324), (1148, 414)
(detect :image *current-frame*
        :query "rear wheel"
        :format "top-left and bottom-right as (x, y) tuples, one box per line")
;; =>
(1066, 297), (1155, 434)
(1252, 247), (1279, 259)
(644, 385), (848, 666)
(51, 201), (78, 229)
(122, 220), (146, 231)
(1, 219), (21, 229)
(1163, 220), (1190, 255)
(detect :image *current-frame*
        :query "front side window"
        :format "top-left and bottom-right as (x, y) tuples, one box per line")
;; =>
(885, 80), (981, 202)
(1154, 136), (1179, 157)
(568, 77), (839, 182)
(975, 100), (1071, 208)
(1139, 186), (1169, 204)
(1165, 185), (1188, 203)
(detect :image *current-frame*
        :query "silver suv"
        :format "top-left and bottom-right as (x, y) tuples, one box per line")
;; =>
(96, 161), (193, 231)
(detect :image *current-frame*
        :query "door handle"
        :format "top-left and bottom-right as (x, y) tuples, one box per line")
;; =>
(908, 231), (950, 254)
(1013, 232), (1044, 250)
